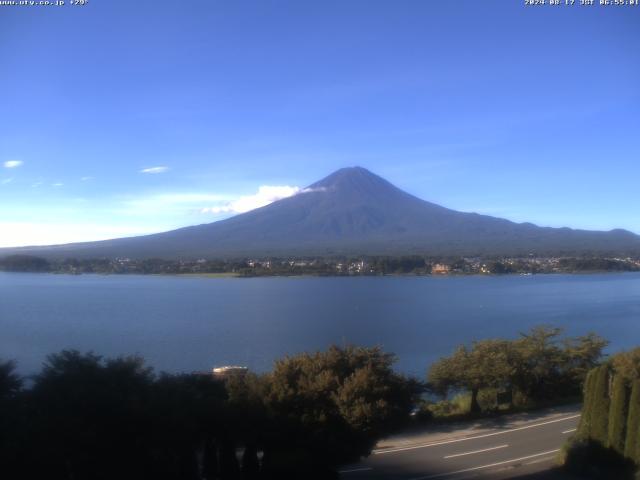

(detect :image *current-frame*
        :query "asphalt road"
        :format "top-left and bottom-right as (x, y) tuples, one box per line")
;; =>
(339, 406), (581, 480)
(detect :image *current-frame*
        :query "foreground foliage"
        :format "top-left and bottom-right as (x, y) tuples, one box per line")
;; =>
(0, 346), (420, 480)
(563, 348), (640, 479)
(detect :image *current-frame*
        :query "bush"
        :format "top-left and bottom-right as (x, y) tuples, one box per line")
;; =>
(563, 438), (637, 480)
(427, 399), (460, 418)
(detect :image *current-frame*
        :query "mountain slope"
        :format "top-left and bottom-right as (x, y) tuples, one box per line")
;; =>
(3, 167), (640, 259)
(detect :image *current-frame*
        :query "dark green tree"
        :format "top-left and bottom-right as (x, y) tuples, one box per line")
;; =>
(590, 365), (611, 445)
(27, 350), (157, 480)
(578, 368), (597, 438)
(428, 326), (606, 413)
(264, 345), (420, 474)
(511, 326), (565, 402)
(624, 380), (640, 463)
(428, 340), (513, 413)
(562, 332), (609, 387)
(0, 359), (21, 398)
(0, 360), (23, 476)
(510, 327), (607, 403)
(613, 348), (640, 382)
(608, 374), (629, 455)
(220, 372), (268, 479)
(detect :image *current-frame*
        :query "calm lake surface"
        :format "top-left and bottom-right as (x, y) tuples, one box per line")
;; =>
(1, 272), (639, 376)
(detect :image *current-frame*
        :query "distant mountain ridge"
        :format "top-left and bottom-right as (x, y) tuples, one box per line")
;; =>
(3, 167), (640, 259)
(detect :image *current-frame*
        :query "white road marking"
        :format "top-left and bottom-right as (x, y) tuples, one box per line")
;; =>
(443, 444), (509, 459)
(524, 455), (557, 466)
(373, 414), (580, 455)
(562, 428), (577, 434)
(338, 467), (373, 474)
(409, 449), (561, 479)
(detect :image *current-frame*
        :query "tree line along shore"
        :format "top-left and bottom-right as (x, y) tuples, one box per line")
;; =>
(1, 253), (639, 276)
(1, 326), (638, 479)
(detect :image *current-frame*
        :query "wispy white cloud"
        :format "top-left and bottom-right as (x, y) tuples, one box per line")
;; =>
(52, 183), (64, 187)
(154, 193), (228, 204)
(124, 193), (228, 208)
(80, 176), (94, 181)
(201, 185), (322, 214)
(31, 181), (43, 188)
(1, 178), (13, 185)
(3, 160), (23, 169)
(117, 192), (230, 217)
(140, 166), (169, 174)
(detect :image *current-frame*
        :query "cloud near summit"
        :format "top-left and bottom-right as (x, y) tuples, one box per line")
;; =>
(202, 185), (322, 214)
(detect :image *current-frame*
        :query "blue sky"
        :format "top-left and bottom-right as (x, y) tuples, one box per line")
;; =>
(1, 0), (638, 247)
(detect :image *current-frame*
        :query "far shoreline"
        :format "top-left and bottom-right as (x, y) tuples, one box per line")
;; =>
(2, 270), (640, 279)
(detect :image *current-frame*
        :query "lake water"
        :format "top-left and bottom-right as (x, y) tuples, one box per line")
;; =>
(1, 272), (639, 377)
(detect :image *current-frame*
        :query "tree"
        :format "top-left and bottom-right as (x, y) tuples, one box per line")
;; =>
(613, 348), (640, 382)
(1, 346), (422, 479)
(147, 372), (227, 480)
(511, 327), (607, 403)
(224, 372), (270, 478)
(264, 345), (421, 473)
(562, 332), (609, 387)
(428, 340), (513, 413)
(0, 360), (23, 477)
(0, 360), (21, 399)
(624, 380), (640, 463)
(590, 365), (611, 445)
(575, 350), (640, 468)
(608, 374), (629, 455)
(578, 368), (597, 439)
(566, 360), (640, 478)
(511, 326), (565, 402)
(429, 327), (608, 414)
(27, 350), (157, 480)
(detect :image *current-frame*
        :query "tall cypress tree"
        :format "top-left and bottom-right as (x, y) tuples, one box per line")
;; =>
(590, 365), (611, 445)
(607, 374), (629, 455)
(578, 368), (597, 438)
(624, 380), (640, 463)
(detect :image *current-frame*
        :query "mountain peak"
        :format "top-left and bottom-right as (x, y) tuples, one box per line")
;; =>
(309, 166), (400, 195)
(2, 167), (639, 259)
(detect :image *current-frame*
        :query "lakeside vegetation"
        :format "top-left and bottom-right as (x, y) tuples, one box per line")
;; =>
(1, 326), (628, 478)
(1, 254), (639, 276)
(424, 326), (606, 418)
